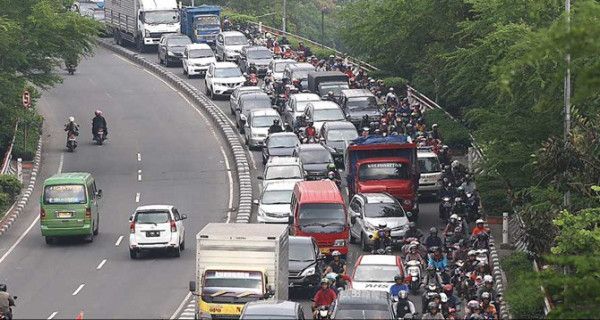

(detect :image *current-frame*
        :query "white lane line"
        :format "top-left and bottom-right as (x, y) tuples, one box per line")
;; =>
(0, 216), (39, 265)
(57, 154), (64, 174)
(115, 235), (124, 246)
(96, 259), (107, 270)
(137, 169), (142, 181)
(113, 54), (141, 67)
(137, 153), (141, 162)
(135, 192), (141, 203)
(72, 284), (85, 296)
(47, 311), (58, 319)
(218, 146), (233, 214)
(247, 150), (258, 170)
(169, 291), (192, 320)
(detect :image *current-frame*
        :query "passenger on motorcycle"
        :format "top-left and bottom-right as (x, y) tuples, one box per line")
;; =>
(312, 278), (337, 317)
(394, 289), (415, 318)
(389, 275), (409, 298)
(422, 301), (444, 320)
(385, 87), (398, 105)
(465, 300), (483, 320)
(405, 244), (426, 266)
(0, 284), (14, 320)
(323, 250), (347, 276)
(428, 247), (448, 271)
(425, 227), (443, 249)
(438, 145), (451, 166)
(477, 275), (497, 301)
(370, 223), (393, 252)
(268, 119), (283, 134)
(461, 250), (480, 273)
(64, 116), (79, 137)
(92, 110), (108, 141)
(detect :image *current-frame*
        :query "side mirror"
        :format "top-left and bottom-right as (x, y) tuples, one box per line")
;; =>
(96, 189), (103, 199)
(350, 216), (356, 224)
(253, 199), (259, 205)
(189, 281), (196, 292)
(288, 216), (294, 225)
(181, 214), (188, 220)
(257, 176), (263, 180)
(129, 215), (133, 222)
(406, 211), (413, 218)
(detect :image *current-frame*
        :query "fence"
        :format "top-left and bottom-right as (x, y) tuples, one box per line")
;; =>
(0, 123), (18, 175)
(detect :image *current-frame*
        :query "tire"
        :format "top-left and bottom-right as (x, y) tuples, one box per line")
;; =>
(45, 236), (53, 245)
(165, 57), (170, 67)
(172, 246), (181, 258)
(93, 216), (99, 235)
(136, 37), (145, 53)
(205, 81), (210, 95)
(209, 87), (215, 100)
(129, 249), (137, 259)
(85, 232), (94, 243)
(180, 240), (185, 251)
(360, 233), (369, 252)
(349, 231), (356, 244)
(262, 156), (267, 165)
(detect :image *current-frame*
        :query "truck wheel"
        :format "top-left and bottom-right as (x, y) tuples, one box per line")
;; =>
(180, 240), (185, 251)
(136, 37), (145, 53)
(93, 216), (99, 235)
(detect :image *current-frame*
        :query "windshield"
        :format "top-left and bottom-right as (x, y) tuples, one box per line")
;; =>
(359, 162), (409, 180)
(242, 98), (271, 111)
(43, 184), (86, 204)
(241, 315), (296, 320)
(188, 49), (214, 59)
(144, 10), (179, 24)
(319, 82), (350, 96)
(195, 15), (219, 26)
(268, 135), (298, 148)
(215, 67), (242, 78)
(274, 61), (293, 72)
(225, 35), (248, 45)
(327, 129), (358, 141)
(313, 108), (345, 122)
(290, 241), (316, 261)
(353, 265), (399, 282)
(204, 271), (262, 291)
(247, 50), (272, 59)
(295, 99), (319, 113)
(299, 203), (345, 222)
(252, 115), (279, 128)
(299, 149), (333, 164)
(262, 189), (293, 205)
(419, 156), (442, 173)
(364, 203), (405, 218)
(346, 96), (378, 110)
(291, 70), (311, 80)
(135, 210), (170, 224)
(168, 37), (192, 46)
(265, 166), (302, 180)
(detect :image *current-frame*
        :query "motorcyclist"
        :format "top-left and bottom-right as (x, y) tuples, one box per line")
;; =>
(273, 41), (282, 56)
(268, 119), (283, 134)
(451, 160), (467, 180)
(304, 121), (317, 142)
(264, 70), (275, 86)
(292, 78), (303, 91)
(385, 87), (398, 105)
(405, 244), (426, 266)
(325, 91), (336, 102)
(64, 116), (79, 137)
(443, 284), (460, 310)
(422, 266), (442, 289)
(92, 110), (108, 141)
(477, 275), (497, 301)
(283, 47), (294, 59)
(359, 114), (371, 129)
(284, 122), (293, 132)
(428, 247), (448, 271)
(465, 300), (483, 320)
(323, 250), (347, 276)
(439, 145), (451, 166)
(431, 123), (442, 140)
(472, 219), (488, 237)
(0, 284), (15, 320)
(480, 292), (498, 320)
(395, 289), (415, 318)
(389, 275), (409, 298)
(422, 301), (444, 320)
(247, 62), (258, 76)
(370, 223), (393, 252)
(312, 278), (337, 317)
(404, 222), (424, 240)
(425, 227), (443, 249)
(461, 250), (480, 273)
(326, 163), (341, 183)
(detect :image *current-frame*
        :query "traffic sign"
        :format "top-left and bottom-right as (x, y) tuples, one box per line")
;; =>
(22, 90), (31, 108)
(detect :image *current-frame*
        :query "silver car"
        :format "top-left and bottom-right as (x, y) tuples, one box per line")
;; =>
(348, 193), (410, 252)
(254, 181), (296, 224)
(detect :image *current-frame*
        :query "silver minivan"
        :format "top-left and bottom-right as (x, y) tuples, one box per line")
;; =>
(215, 31), (249, 62)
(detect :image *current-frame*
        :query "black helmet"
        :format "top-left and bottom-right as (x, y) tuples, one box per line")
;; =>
(428, 301), (438, 310)
(394, 275), (403, 282)
(378, 223), (387, 229)
(429, 227), (437, 234)
(273, 119), (280, 125)
(409, 222), (416, 228)
(0, 284), (6, 292)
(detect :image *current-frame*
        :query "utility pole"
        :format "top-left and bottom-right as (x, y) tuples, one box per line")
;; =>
(564, 0), (571, 208)
(282, 0), (287, 33)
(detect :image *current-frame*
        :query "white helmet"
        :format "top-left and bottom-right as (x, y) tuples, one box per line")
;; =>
(332, 250), (341, 257)
(440, 293), (448, 303)
(476, 219), (485, 224)
(68, 116), (75, 122)
(484, 275), (493, 283)
(451, 160), (460, 168)
(450, 214), (458, 220)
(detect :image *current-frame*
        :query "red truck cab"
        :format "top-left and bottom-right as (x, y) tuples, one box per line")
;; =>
(290, 180), (350, 256)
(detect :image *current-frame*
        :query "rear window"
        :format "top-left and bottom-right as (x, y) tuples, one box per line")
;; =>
(419, 156), (441, 173)
(334, 309), (390, 319)
(43, 185), (86, 204)
(135, 210), (170, 224)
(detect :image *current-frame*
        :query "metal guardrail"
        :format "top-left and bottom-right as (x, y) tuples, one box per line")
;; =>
(0, 123), (18, 175)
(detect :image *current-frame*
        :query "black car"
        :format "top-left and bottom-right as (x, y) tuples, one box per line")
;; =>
(293, 144), (334, 180)
(238, 46), (273, 76)
(332, 290), (396, 319)
(235, 92), (272, 132)
(288, 236), (322, 289)
(340, 89), (382, 127)
(262, 132), (300, 164)
(240, 300), (306, 319)
(319, 121), (358, 167)
(157, 34), (192, 67)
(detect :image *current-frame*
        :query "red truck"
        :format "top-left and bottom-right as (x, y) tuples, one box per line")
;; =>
(345, 136), (420, 221)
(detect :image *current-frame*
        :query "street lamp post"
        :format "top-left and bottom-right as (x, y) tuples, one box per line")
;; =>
(564, 0), (571, 208)
(282, 0), (287, 33)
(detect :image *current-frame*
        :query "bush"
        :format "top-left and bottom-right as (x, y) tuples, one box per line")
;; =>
(380, 77), (409, 93)
(12, 114), (42, 161)
(0, 192), (9, 211)
(500, 252), (545, 319)
(0, 175), (21, 200)
(476, 174), (512, 216)
(425, 109), (471, 150)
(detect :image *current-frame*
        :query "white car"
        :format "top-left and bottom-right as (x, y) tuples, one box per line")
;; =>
(303, 100), (346, 133)
(417, 147), (442, 196)
(282, 93), (322, 126)
(351, 255), (404, 292)
(128, 205), (187, 259)
(268, 59), (296, 81)
(204, 62), (245, 99)
(244, 108), (282, 149)
(254, 181), (296, 223)
(182, 43), (216, 78)
(260, 157), (305, 189)
(215, 31), (249, 62)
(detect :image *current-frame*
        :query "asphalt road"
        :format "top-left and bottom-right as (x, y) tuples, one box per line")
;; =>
(0, 47), (231, 319)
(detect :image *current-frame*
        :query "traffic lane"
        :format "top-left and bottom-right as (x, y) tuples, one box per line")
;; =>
(0, 47), (229, 319)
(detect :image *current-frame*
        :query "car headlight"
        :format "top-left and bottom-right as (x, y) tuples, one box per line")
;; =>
(300, 266), (316, 277)
(364, 222), (376, 231)
(334, 239), (346, 247)
(144, 29), (151, 37)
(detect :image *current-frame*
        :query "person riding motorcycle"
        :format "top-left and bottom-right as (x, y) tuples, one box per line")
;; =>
(404, 222), (424, 240)
(92, 110), (108, 141)
(247, 62), (258, 76)
(268, 119), (283, 134)
(438, 145), (451, 166)
(461, 250), (480, 273)
(395, 289), (415, 318)
(425, 227), (443, 249)
(405, 244), (426, 266)
(428, 247), (449, 271)
(312, 278), (337, 318)
(477, 275), (497, 301)
(472, 219), (488, 237)
(323, 250), (347, 276)
(385, 87), (398, 105)
(442, 284), (460, 310)
(389, 275), (409, 298)
(422, 301), (444, 320)
(284, 122), (293, 132)
(304, 121), (317, 142)
(480, 292), (498, 320)
(370, 223), (393, 252)
(292, 78), (303, 91)
(465, 300), (483, 320)
(326, 163), (341, 185)
(325, 91), (336, 102)
(0, 284), (15, 320)
(64, 116), (79, 137)
(264, 70), (275, 86)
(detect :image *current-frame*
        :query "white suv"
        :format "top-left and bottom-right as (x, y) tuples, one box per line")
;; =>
(205, 62), (245, 99)
(260, 157), (305, 189)
(417, 147), (443, 196)
(129, 205), (187, 259)
(182, 43), (216, 78)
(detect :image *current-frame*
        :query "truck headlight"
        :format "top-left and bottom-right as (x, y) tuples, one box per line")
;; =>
(334, 239), (346, 247)
(300, 266), (315, 277)
(144, 29), (151, 37)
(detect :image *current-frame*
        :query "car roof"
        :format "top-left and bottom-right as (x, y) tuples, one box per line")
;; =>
(245, 46), (270, 52)
(221, 31), (245, 37)
(213, 61), (238, 69)
(356, 254), (399, 266)
(417, 148), (438, 158)
(263, 180), (297, 192)
(288, 63), (315, 70)
(294, 180), (343, 204)
(185, 43), (211, 50)
(323, 121), (356, 130)
(250, 108), (279, 117)
(266, 156), (301, 166)
(273, 59), (296, 65)
(161, 33), (186, 39)
(243, 300), (299, 315)
(360, 193), (397, 204)
(269, 132), (297, 139)
(44, 172), (92, 185)
(289, 236), (314, 245)
(308, 101), (341, 110)
(135, 205), (174, 212)
(297, 143), (328, 152)
(235, 86), (263, 94)
(290, 93), (321, 102)
(341, 88), (375, 98)
(336, 289), (390, 305)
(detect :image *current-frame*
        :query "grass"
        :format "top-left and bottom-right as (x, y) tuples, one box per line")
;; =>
(500, 252), (545, 319)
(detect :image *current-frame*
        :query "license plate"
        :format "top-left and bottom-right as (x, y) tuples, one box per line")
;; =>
(320, 248), (330, 254)
(146, 231), (160, 237)
(57, 211), (72, 218)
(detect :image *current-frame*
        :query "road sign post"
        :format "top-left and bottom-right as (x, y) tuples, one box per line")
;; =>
(22, 90), (31, 109)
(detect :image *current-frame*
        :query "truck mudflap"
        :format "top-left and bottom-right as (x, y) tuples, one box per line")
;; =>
(199, 299), (245, 318)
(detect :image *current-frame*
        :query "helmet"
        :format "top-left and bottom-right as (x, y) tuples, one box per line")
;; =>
(250, 62), (256, 66)
(327, 163), (336, 171)
(450, 214), (458, 220)
(320, 278), (330, 285)
(266, 70), (272, 75)
(95, 110), (102, 116)
(0, 284), (6, 292)
(432, 123), (438, 128)
(281, 76), (289, 82)
(394, 275), (403, 282)
(325, 272), (338, 283)
(327, 91), (334, 96)
(273, 119), (280, 125)
(408, 222), (416, 228)
(476, 219), (485, 224)
(451, 160), (460, 168)
(429, 227), (437, 234)
(442, 145), (449, 150)
(389, 87), (394, 92)
(332, 250), (341, 257)
(399, 290), (408, 299)
(329, 54), (335, 59)
(481, 292), (491, 300)
(440, 293), (448, 303)
(455, 197), (462, 203)
(378, 223), (387, 229)
(409, 244), (417, 251)
(428, 301), (438, 311)
(468, 250), (477, 256)
(467, 300), (480, 309)
(443, 284), (453, 293)
(68, 116), (75, 122)
(457, 186), (464, 192)
(484, 275), (493, 283)
(308, 121), (314, 126)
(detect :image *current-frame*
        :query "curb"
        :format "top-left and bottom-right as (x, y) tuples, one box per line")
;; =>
(97, 39), (252, 223)
(0, 138), (43, 236)
(485, 222), (510, 319)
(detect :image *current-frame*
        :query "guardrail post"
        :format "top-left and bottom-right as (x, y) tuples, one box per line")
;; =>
(17, 158), (22, 183)
(258, 21), (262, 33)
(502, 211), (511, 249)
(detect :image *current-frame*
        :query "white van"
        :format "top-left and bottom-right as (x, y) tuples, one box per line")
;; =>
(417, 148), (442, 196)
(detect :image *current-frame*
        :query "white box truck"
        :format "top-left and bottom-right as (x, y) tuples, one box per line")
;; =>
(105, 0), (180, 52)
(189, 223), (289, 319)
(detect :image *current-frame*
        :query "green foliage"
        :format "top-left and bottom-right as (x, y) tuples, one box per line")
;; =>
(552, 208), (600, 256)
(500, 251), (545, 319)
(475, 174), (512, 216)
(424, 109), (471, 151)
(12, 114), (42, 161)
(0, 175), (22, 200)
(0, 192), (9, 212)
(516, 186), (562, 254)
(380, 77), (409, 93)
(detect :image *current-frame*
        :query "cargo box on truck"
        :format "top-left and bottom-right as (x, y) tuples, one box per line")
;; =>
(307, 71), (349, 100)
(189, 223), (288, 319)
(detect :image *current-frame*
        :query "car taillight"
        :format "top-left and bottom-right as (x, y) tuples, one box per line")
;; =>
(85, 208), (92, 219)
(130, 222), (135, 233)
(170, 220), (177, 232)
(40, 208), (46, 219)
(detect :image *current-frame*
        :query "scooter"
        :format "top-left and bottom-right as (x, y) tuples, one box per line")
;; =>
(439, 196), (453, 222)
(405, 260), (422, 293)
(315, 305), (331, 319)
(66, 132), (78, 152)
(66, 64), (76, 75)
(94, 128), (106, 145)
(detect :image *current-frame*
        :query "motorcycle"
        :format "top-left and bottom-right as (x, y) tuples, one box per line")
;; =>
(315, 305), (331, 319)
(327, 171), (342, 189)
(94, 128), (106, 145)
(0, 295), (16, 320)
(392, 296), (416, 320)
(368, 228), (394, 254)
(465, 192), (480, 222)
(66, 64), (76, 75)
(439, 196), (453, 222)
(245, 73), (258, 86)
(66, 132), (78, 152)
(474, 248), (489, 266)
(405, 260), (422, 293)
